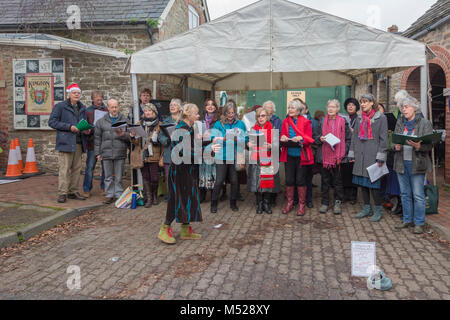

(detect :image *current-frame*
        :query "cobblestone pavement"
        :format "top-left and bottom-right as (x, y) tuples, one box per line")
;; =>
(0, 191), (449, 300)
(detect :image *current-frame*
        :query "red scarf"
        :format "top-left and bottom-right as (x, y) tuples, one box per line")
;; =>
(359, 109), (376, 140)
(252, 121), (274, 189)
(322, 114), (346, 168)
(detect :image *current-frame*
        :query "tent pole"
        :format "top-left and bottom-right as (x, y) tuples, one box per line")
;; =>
(420, 65), (428, 119)
(130, 73), (143, 188)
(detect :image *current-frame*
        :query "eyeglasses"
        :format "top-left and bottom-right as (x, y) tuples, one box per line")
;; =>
(258, 114), (267, 118)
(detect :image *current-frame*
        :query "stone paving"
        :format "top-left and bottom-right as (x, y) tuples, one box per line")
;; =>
(0, 190), (448, 300)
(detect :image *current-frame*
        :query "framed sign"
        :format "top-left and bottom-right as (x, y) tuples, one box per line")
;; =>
(13, 58), (65, 130)
(286, 91), (306, 113)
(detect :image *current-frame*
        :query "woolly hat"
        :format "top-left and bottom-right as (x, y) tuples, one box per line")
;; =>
(252, 105), (262, 112)
(344, 98), (360, 112)
(66, 83), (81, 93)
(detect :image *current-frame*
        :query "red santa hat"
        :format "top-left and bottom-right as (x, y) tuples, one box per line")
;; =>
(66, 83), (81, 93)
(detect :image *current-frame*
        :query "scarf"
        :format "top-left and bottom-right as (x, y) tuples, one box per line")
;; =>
(358, 109), (376, 140)
(204, 113), (215, 130)
(403, 117), (416, 135)
(322, 115), (346, 168)
(142, 117), (158, 157)
(252, 121), (274, 189)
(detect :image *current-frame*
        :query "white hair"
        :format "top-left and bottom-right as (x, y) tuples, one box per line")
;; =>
(263, 100), (276, 112)
(327, 99), (341, 111)
(288, 99), (305, 115)
(399, 95), (421, 112)
(394, 90), (409, 105)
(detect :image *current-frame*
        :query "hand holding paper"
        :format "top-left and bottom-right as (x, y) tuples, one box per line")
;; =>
(324, 133), (340, 149)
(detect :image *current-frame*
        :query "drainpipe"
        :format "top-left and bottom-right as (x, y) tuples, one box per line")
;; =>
(410, 15), (450, 39)
(146, 26), (155, 45)
(386, 76), (390, 111)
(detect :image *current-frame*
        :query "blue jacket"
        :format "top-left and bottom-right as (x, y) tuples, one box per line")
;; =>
(49, 99), (87, 153)
(211, 119), (248, 161)
(270, 115), (283, 132)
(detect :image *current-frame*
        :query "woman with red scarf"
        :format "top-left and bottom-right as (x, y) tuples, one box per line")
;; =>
(246, 107), (278, 214)
(348, 94), (388, 222)
(313, 99), (352, 215)
(280, 99), (314, 216)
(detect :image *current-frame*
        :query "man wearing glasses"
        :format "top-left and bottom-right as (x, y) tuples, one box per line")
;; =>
(49, 83), (90, 203)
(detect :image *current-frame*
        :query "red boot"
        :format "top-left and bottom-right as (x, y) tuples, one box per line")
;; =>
(297, 186), (307, 216)
(282, 186), (295, 214)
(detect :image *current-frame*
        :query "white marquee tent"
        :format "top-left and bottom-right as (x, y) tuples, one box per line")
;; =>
(127, 0), (431, 119)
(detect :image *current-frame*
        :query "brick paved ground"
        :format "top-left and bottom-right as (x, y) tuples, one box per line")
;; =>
(0, 186), (448, 300)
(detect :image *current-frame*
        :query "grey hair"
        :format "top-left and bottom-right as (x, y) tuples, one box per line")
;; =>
(288, 99), (305, 116)
(327, 99), (341, 111)
(399, 95), (421, 112)
(170, 98), (182, 108)
(394, 90), (409, 105)
(263, 100), (276, 112)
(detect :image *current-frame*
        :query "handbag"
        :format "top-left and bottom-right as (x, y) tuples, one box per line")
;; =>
(115, 184), (143, 209)
(424, 184), (439, 214)
(130, 143), (144, 169)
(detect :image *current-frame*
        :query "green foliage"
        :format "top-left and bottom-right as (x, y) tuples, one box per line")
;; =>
(124, 48), (134, 55)
(129, 18), (139, 24)
(146, 18), (159, 29)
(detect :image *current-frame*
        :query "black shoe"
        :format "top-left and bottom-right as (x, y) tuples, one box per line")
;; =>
(256, 201), (263, 214)
(57, 194), (67, 203)
(262, 200), (272, 214)
(230, 200), (239, 212)
(220, 193), (227, 201)
(210, 200), (218, 213)
(306, 202), (313, 208)
(68, 192), (86, 200)
(392, 205), (402, 215)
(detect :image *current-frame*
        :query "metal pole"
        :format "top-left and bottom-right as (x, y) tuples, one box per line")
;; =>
(420, 65), (428, 119)
(130, 73), (143, 188)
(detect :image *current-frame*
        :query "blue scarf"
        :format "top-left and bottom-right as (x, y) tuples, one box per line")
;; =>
(403, 117), (416, 135)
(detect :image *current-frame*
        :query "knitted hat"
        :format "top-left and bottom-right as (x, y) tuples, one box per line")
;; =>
(344, 98), (360, 112)
(66, 83), (81, 93)
(252, 105), (262, 112)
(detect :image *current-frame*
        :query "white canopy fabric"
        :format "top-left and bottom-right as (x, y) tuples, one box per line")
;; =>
(129, 0), (427, 91)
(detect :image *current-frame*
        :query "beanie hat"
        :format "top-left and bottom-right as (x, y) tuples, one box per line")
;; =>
(66, 83), (81, 93)
(344, 98), (360, 112)
(252, 105), (262, 112)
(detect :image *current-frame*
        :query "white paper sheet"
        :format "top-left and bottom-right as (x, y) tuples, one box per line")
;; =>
(128, 125), (147, 138)
(94, 110), (108, 125)
(366, 162), (389, 183)
(324, 133), (341, 149)
(242, 111), (256, 132)
(351, 241), (376, 277)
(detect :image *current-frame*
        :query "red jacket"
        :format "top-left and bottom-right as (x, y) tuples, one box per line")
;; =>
(280, 116), (314, 166)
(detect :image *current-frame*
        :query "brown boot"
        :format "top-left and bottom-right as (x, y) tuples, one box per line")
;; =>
(152, 183), (160, 206)
(144, 181), (153, 208)
(297, 186), (307, 216)
(282, 186), (295, 214)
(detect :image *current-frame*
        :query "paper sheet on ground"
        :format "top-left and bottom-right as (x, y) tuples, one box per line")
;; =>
(366, 162), (389, 183)
(351, 241), (376, 277)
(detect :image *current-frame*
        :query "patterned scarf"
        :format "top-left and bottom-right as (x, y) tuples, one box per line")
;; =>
(358, 109), (376, 140)
(253, 121), (274, 189)
(204, 113), (215, 130)
(322, 115), (346, 168)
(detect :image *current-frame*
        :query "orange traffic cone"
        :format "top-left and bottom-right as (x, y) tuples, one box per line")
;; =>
(5, 140), (23, 177)
(23, 138), (39, 174)
(15, 138), (23, 171)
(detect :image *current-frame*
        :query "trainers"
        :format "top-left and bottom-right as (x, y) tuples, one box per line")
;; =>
(319, 205), (328, 214)
(395, 222), (413, 229)
(413, 225), (424, 234)
(333, 200), (342, 215)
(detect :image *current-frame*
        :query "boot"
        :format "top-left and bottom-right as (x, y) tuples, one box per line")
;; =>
(210, 200), (218, 213)
(144, 181), (152, 208)
(199, 188), (206, 203)
(282, 186), (295, 214)
(180, 224), (201, 240)
(355, 204), (372, 219)
(230, 200), (239, 212)
(371, 205), (383, 222)
(256, 193), (263, 214)
(333, 200), (342, 215)
(158, 223), (176, 244)
(297, 186), (307, 216)
(152, 183), (160, 206)
(263, 193), (272, 214)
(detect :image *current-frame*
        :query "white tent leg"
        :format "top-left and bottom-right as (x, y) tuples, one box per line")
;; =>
(420, 65), (428, 119)
(130, 73), (143, 188)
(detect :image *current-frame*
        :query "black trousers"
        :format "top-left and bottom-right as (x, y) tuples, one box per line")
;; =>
(285, 156), (308, 187)
(321, 166), (344, 205)
(212, 164), (238, 201)
(361, 187), (382, 206)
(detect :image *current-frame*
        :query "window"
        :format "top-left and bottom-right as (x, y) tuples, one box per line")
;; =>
(188, 5), (199, 29)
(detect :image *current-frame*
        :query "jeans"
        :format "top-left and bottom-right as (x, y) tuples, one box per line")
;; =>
(83, 150), (105, 192)
(397, 160), (426, 226)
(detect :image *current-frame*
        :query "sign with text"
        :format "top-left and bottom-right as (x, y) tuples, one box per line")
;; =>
(25, 74), (54, 115)
(286, 91), (306, 114)
(351, 241), (376, 277)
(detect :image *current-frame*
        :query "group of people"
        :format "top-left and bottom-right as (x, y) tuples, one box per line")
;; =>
(48, 83), (434, 247)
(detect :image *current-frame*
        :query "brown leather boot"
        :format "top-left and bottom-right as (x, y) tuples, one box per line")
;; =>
(282, 186), (295, 214)
(144, 181), (153, 208)
(297, 186), (307, 216)
(152, 183), (160, 206)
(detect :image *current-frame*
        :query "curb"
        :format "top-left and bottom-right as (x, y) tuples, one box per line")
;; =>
(0, 204), (104, 248)
(427, 219), (450, 242)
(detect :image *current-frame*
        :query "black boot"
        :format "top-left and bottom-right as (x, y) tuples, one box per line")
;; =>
(256, 193), (263, 214)
(220, 185), (227, 201)
(152, 183), (160, 206)
(230, 199), (239, 212)
(263, 193), (272, 214)
(210, 200), (218, 213)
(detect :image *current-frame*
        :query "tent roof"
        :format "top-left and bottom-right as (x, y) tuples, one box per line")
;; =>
(129, 0), (427, 91)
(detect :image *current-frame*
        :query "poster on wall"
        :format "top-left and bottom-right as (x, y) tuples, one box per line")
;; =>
(286, 91), (306, 114)
(13, 58), (65, 130)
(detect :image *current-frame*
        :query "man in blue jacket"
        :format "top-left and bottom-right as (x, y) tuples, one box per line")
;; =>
(49, 83), (89, 203)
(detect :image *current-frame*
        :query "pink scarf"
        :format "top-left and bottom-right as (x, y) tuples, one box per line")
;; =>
(359, 109), (375, 140)
(322, 114), (346, 168)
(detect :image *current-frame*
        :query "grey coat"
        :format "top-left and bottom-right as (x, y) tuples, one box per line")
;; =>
(94, 113), (131, 160)
(347, 111), (388, 178)
(393, 113), (433, 175)
(158, 115), (176, 164)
